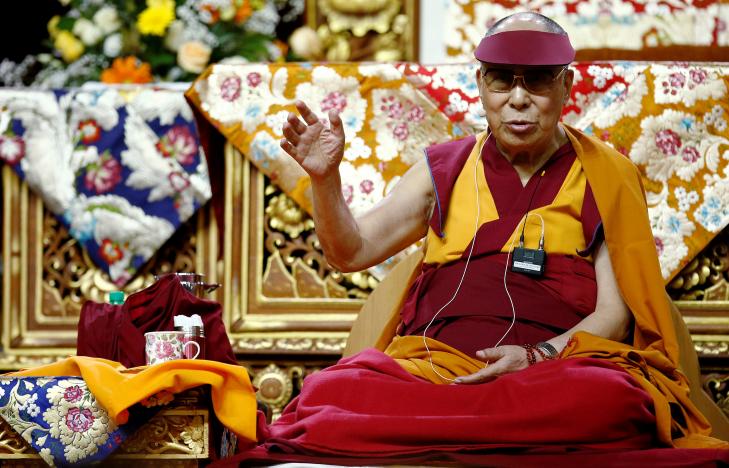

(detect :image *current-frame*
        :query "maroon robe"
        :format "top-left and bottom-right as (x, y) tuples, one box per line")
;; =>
(400, 137), (603, 357)
(77, 275), (236, 367)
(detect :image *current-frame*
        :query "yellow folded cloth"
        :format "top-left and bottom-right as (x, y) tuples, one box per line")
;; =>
(9, 356), (258, 443)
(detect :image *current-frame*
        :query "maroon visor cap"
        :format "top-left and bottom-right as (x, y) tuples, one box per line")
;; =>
(474, 30), (575, 66)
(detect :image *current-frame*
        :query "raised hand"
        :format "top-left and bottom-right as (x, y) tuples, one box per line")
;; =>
(280, 100), (345, 182)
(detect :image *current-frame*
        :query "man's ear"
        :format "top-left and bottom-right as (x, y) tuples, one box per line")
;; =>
(563, 68), (575, 104)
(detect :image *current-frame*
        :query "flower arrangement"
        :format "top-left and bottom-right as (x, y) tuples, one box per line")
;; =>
(8, 0), (304, 87)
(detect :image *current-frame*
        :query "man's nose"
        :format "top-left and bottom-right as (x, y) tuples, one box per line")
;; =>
(508, 78), (530, 109)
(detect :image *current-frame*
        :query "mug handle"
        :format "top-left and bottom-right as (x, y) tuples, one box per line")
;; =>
(183, 340), (201, 360)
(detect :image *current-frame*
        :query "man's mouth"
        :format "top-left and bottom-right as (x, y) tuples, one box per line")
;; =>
(504, 120), (536, 132)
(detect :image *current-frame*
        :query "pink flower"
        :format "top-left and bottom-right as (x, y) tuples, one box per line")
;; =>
(681, 145), (700, 163)
(65, 407), (95, 433)
(654, 237), (664, 256)
(359, 180), (374, 194)
(321, 91), (347, 113)
(63, 385), (84, 403)
(78, 119), (101, 144)
(384, 100), (404, 120)
(157, 126), (197, 165)
(246, 72), (262, 88)
(663, 72), (686, 96)
(220, 76), (242, 101)
(341, 184), (354, 204)
(84, 154), (122, 194)
(393, 122), (409, 141)
(155, 341), (174, 359)
(655, 129), (681, 156)
(0, 135), (25, 164)
(99, 239), (123, 264)
(689, 69), (708, 86)
(168, 171), (191, 193)
(407, 105), (425, 122)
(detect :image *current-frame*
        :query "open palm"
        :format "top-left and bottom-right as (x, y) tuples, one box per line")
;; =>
(280, 101), (345, 181)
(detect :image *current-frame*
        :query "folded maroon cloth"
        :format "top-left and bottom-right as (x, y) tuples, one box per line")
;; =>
(77, 275), (236, 367)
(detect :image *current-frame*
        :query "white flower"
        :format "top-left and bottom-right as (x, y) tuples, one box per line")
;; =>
(177, 41), (212, 74)
(72, 18), (103, 46)
(649, 201), (695, 278)
(264, 110), (289, 137)
(338, 162), (385, 216)
(165, 20), (186, 51)
(43, 379), (116, 464)
(93, 6), (121, 35)
(694, 175), (729, 233)
(592, 75), (648, 128)
(652, 64), (727, 107)
(630, 109), (725, 183)
(39, 447), (53, 467)
(344, 137), (372, 161)
(103, 34), (122, 58)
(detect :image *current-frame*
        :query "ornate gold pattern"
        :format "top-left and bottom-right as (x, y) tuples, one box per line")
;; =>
(0, 409), (208, 461)
(307, 0), (416, 61)
(117, 411), (208, 456)
(261, 178), (378, 300)
(694, 340), (729, 356)
(669, 230), (729, 301)
(0, 417), (32, 455)
(705, 374), (729, 416)
(234, 336), (348, 352)
(252, 363), (295, 418)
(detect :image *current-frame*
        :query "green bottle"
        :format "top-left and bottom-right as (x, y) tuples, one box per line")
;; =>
(109, 291), (125, 305)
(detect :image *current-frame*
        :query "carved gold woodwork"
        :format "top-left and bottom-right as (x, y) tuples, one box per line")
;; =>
(706, 374), (729, 416)
(305, 0), (417, 61)
(669, 230), (729, 302)
(0, 404), (208, 464)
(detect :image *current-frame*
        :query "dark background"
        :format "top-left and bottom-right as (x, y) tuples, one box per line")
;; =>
(0, 1), (67, 62)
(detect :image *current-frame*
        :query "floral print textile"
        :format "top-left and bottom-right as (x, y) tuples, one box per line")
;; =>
(0, 376), (162, 467)
(186, 61), (729, 283)
(0, 84), (211, 286)
(444, 1), (729, 61)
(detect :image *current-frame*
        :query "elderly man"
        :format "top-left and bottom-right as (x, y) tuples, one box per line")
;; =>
(238, 12), (727, 464)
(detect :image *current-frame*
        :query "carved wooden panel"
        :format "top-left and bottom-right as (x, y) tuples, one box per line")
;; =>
(305, 0), (418, 61)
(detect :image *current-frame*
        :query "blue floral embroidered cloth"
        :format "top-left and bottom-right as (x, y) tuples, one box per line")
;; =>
(0, 84), (211, 286)
(0, 376), (162, 467)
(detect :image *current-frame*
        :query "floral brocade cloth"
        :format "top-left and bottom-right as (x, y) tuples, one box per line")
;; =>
(0, 83), (211, 286)
(186, 61), (729, 283)
(0, 376), (163, 467)
(444, 1), (729, 60)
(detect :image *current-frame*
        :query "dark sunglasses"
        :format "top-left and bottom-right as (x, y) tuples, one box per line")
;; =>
(480, 66), (568, 94)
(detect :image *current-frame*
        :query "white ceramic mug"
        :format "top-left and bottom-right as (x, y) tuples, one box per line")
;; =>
(145, 331), (200, 365)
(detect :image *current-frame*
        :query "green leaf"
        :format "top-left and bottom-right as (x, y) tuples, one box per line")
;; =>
(57, 17), (76, 32)
(147, 53), (176, 68)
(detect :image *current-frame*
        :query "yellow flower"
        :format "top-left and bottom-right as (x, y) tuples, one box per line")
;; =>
(147, 0), (175, 8)
(54, 31), (85, 63)
(137, 1), (175, 36)
(47, 15), (61, 38)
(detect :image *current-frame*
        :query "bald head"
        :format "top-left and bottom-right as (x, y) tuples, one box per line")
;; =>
(486, 12), (567, 37)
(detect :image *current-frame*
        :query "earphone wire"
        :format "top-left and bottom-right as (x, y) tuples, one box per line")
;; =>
(423, 133), (547, 383)
(423, 133), (488, 383)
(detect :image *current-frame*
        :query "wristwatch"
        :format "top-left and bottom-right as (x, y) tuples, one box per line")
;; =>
(535, 341), (559, 359)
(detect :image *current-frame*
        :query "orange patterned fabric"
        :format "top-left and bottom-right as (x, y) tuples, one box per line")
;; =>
(9, 356), (258, 443)
(561, 125), (717, 447)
